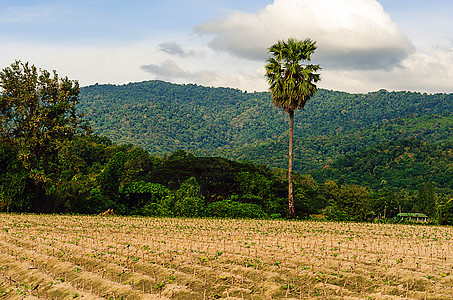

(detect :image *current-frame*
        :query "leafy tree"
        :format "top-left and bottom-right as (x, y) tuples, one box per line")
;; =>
(0, 61), (90, 173)
(265, 38), (321, 218)
(371, 187), (400, 219)
(122, 147), (158, 183)
(100, 151), (127, 200)
(84, 188), (114, 214)
(163, 177), (204, 217)
(47, 174), (103, 214)
(206, 198), (267, 219)
(0, 144), (30, 212)
(438, 198), (453, 225)
(336, 185), (374, 222)
(117, 181), (169, 215)
(234, 171), (272, 201)
(0, 61), (91, 211)
(413, 181), (437, 217)
(294, 179), (321, 218)
(320, 181), (374, 222)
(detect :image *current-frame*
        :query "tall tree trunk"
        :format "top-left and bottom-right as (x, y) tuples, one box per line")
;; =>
(288, 109), (295, 219)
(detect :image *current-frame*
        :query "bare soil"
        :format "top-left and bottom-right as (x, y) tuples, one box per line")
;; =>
(1, 214), (453, 299)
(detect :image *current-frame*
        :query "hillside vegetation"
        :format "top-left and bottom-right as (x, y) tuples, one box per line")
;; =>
(2, 64), (453, 223)
(79, 81), (453, 173)
(311, 139), (453, 192)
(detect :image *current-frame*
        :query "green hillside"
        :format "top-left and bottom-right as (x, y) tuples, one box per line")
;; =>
(79, 81), (453, 173)
(225, 113), (453, 173)
(310, 139), (453, 192)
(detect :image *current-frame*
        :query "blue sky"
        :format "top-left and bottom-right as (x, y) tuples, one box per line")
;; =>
(1, 0), (452, 93)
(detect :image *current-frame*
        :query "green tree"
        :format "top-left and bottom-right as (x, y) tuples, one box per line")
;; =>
(163, 177), (204, 217)
(0, 144), (30, 212)
(371, 187), (400, 219)
(438, 198), (453, 225)
(118, 181), (169, 215)
(0, 61), (91, 211)
(100, 151), (127, 200)
(0, 61), (90, 173)
(413, 181), (437, 217)
(265, 38), (321, 218)
(336, 185), (374, 222)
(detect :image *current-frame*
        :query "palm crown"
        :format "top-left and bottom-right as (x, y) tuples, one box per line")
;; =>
(265, 38), (320, 112)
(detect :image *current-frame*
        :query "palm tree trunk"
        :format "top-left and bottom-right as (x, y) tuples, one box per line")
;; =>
(288, 109), (295, 219)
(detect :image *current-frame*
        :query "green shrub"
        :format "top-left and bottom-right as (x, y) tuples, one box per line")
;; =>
(206, 198), (267, 219)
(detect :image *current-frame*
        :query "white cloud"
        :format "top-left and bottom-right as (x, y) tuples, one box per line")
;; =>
(141, 59), (267, 92)
(320, 47), (453, 93)
(195, 0), (414, 69)
(141, 59), (192, 80)
(188, 0), (453, 93)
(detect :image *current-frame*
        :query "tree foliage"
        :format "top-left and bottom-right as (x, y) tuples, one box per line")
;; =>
(0, 61), (91, 211)
(0, 61), (90, 171)
(311, 139), (453, 194)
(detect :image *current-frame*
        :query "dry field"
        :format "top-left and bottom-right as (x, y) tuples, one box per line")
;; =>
(1, 214), (453, 299)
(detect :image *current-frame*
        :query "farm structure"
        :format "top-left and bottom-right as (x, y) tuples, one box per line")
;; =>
(397, 213), (429, 222)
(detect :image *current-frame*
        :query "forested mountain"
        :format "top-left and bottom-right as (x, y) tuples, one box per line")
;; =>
(79, 81), (453, 173)
(3, 63), (452, 222)
(225, 113), (453, 172)
(311, 139), (453, 192)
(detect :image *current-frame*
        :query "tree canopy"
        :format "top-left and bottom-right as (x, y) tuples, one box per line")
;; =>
(265, 38), (320, 112)
(77, 82), (453, 174)
(0, 61), (91, 211)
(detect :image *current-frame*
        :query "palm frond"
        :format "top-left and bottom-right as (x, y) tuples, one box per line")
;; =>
(264, 38), (321, 112)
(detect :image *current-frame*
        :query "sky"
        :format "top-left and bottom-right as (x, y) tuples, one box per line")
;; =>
(1, 0), (452, 93)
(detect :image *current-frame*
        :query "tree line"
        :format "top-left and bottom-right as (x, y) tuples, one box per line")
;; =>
(1, 61), (453, 224)
(2, 132), (451, 223)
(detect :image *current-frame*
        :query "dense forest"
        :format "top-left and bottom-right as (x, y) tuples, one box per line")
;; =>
(1, 63), (453, 224)
(2, 133), (451, 223)
(311, 139), (453, 191)
(79, 81), (453, 173)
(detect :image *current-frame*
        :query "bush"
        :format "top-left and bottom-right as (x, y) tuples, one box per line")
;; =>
(437, 199), (453, 225)
(161, 177), (204, 217)
(118, 181), (169, 215)
(324, 206), (350, 222)
(206, 198), (267, 219)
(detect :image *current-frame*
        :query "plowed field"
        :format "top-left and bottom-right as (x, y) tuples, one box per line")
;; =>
(1, 214), (453, 299)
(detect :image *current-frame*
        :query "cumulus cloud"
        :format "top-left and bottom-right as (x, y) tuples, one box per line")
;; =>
(381, 47), (453, 92)
(141, 59), (219, 83)
(158, 42), (200, 57)
(195, 0), (414, 70)
(320, 47), (453, 93)
(141, 44), (453, 93)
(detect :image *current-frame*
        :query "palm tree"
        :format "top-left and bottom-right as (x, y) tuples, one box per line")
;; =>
(265, 38), (321, 219)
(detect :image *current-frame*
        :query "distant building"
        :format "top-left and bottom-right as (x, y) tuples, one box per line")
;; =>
(397, 213), (428, 222)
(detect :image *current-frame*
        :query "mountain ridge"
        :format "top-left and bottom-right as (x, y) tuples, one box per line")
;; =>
(78, 80), (453, 173)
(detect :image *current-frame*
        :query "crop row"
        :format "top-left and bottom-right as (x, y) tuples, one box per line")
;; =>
(1, 214), (453, 299)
